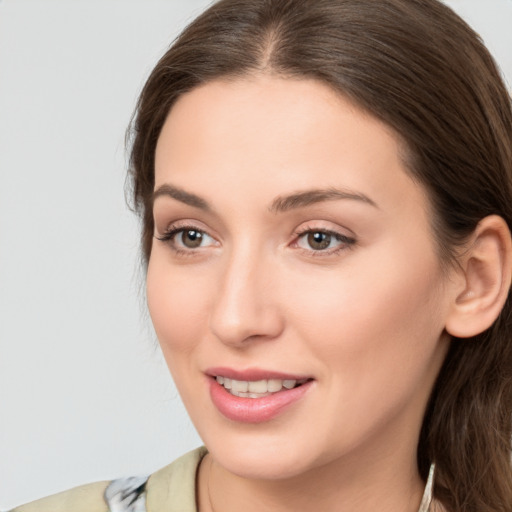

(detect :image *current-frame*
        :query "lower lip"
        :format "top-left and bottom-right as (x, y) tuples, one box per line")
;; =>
(209, 378), (314, 423)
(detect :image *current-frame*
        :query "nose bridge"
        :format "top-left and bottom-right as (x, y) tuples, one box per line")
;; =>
(209, 239), (282, 346)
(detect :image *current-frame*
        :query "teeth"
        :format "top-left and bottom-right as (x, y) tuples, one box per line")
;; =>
(215, 376), (307, 398)
(267, 379), (282, 392)
(248, 380), (267, 393)
(231, 380), (248, 393)
(283, 379), (297, 389)
(249, 392), (269, 398)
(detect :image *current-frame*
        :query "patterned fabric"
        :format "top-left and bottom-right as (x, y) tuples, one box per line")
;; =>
(104, 475), (149, 512)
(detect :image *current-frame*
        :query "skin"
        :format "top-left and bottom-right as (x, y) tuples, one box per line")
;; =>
(147, 76), (457, 512)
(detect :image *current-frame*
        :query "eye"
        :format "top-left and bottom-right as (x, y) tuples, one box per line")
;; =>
(295, 228), (355, 253)
(156, 225), (217, 251)
(303, 231), (333, 251)
(177, 229), (208, 249)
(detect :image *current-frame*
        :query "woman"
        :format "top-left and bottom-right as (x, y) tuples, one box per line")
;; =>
(11, 0), (512, 511)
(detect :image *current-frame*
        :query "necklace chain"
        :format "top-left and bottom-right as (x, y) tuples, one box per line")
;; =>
(207, 456), (216, 512)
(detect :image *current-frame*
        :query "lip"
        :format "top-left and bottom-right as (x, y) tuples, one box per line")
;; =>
(206, 368), (314, 424)
(206, 367), (311, 381)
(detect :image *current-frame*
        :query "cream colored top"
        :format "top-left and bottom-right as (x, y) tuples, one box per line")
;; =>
(10, 447), (436, 512)
(10, 447), (208, 512)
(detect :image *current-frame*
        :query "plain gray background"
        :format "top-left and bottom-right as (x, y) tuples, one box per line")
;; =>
(1, 0), (511, 508)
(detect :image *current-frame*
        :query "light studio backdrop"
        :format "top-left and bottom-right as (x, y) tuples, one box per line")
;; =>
(0, 0), (511, 509)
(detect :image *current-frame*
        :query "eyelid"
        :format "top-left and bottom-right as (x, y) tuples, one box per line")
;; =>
(292, 223), (357, 255)
(154, 219), (356, 257)
(155, 218), (214, 239)
(155, 221), (219, 252)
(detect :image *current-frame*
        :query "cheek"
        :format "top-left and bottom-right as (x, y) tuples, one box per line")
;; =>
(146, 254), (212, 357)
(278, 245), (448, 450)
(286, 240), (447, 384)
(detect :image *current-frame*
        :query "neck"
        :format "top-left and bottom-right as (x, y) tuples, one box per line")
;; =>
(196, 389), (434, 512)
(197, 442), (426, 512)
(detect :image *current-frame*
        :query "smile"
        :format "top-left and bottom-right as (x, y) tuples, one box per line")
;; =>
(215, 376), (309, 398)
(209, 372), (314, 423)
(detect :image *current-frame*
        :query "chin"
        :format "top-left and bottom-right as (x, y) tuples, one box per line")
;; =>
(199, 425), (324, 480)
(213, 447), (311, 480)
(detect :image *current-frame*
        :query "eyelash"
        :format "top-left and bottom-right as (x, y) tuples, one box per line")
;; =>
(155, 223), (356, 257)
(155, 224), (214, 257)
(293, 226), (356, 256)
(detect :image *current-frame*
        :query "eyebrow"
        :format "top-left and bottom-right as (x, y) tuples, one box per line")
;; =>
(269, 188), (378, 213)
(152, 184), (378, 213)
(153, 184), (211, 211)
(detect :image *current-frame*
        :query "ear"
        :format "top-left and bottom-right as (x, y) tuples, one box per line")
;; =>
(445, 215), (512, 338)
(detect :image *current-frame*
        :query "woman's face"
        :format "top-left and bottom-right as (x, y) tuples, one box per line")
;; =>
(148, 76), (453, 480)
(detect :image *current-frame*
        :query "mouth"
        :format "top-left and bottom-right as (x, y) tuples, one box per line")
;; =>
(214, 376), (311, 398)
(205, 367), (315, 422)
(207, 371), (315, 423)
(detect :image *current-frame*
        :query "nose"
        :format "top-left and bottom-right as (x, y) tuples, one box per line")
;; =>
(209, 248), (284, 347)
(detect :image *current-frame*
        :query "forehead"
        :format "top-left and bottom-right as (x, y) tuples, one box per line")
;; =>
(154, 75), (429, 220)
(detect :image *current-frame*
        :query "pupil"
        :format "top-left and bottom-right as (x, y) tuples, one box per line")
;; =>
(183, 230), (202, 248)
(308, 232), (331, 250)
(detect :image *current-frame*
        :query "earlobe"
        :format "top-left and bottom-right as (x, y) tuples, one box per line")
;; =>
(445, 215), (512, 339)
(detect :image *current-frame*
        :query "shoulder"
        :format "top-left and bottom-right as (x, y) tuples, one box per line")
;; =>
(9, 481), (110, 512)
(146, 446), (208, 511)
(8, 447), (208, 512)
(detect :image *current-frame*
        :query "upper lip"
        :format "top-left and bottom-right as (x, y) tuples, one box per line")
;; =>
(205, 367), (313, 381)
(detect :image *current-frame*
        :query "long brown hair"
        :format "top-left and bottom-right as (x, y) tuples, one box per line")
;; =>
(127, 0), (512, 509)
